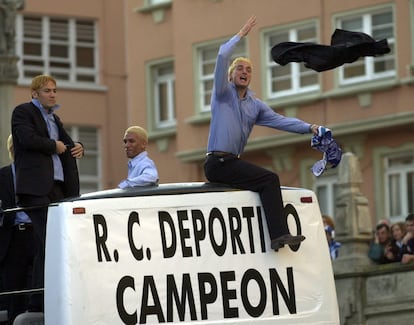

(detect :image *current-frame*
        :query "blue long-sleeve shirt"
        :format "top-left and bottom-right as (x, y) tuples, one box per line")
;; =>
(32, 98), (64, 181)
(207, 34), (312, 156)
(118, 151), (159, 189)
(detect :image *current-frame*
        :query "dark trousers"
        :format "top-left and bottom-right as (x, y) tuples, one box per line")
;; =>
(17, 181), (64, 312)
(204, 155), (289, 240)
(0, 226), (35, 323)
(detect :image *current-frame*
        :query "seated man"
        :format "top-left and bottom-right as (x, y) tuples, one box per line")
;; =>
(118, 126), (159, 189)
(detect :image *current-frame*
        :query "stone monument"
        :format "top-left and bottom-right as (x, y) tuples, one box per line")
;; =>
(332, 152), (374, 324)
(0, 0), (24, 166)
(333, 151), (373, 271)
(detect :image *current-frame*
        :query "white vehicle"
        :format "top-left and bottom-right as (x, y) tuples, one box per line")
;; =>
(18, 182), (340, 324)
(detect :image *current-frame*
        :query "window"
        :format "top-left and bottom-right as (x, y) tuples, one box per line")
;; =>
(148, 0), (170, 5)
(264, 23), (319, 98)
(336, 8), (395, 85)
(197, 38), (246, 112)
(385, 154), (414, 222)
(16, 15), (98, 84)
(314, 174), (338, 219)
(149, 61), (176, 130)
(66, 126), (101, 194)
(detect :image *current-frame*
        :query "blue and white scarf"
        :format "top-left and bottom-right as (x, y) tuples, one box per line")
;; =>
(311, 126), (342, 176)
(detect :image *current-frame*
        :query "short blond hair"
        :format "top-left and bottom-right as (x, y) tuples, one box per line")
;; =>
(228, 57), (253, 80)
(124, 126), (148, 143)
(31, 74), (57, 93)
(7, 134), (13, 162)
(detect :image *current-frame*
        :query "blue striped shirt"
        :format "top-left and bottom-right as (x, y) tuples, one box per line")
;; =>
(32, 99), (64, 181)
(118, 151), (159, 189)
(207, 35), (312, 156)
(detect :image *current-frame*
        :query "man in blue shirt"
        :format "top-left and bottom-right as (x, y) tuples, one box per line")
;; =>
(118, 126), (159, 188)
(204, 15), (320, 251)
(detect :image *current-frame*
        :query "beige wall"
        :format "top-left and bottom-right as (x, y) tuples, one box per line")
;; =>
(125, 0), (414, 221)
(11, 0), (414, 221)
(13, 0), (128, 189)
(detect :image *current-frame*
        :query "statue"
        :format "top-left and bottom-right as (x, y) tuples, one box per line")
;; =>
(0, 0), (24, 168)
(0, 0), (25, 55)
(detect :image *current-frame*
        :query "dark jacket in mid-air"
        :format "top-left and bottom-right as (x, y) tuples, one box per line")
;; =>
(271, 29), (391, 72)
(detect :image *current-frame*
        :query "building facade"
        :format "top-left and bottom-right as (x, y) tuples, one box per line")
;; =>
(10, 0), (414, 226)
(10, 0), (129, 192)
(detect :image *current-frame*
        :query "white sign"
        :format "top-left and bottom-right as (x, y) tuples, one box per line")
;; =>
(44, 186), (339, 324)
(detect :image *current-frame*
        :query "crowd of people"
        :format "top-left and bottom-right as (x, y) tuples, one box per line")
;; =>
(368, 214), (414, 265)
(0, 14), (413, 324)
(320, 213), (414, 264)
(0, 15), (323, 322)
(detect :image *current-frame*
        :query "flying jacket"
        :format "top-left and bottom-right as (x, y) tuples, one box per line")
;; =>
(271, 29), (391, 72)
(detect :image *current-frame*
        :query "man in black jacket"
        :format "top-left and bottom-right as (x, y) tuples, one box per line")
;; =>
(0, 134), (35, 323)
(11, 74), (84, 312)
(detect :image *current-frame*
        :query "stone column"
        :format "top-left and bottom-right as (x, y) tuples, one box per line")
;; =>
(333, 152), (373, 271)
(333, 152), (374, 324)
(0, 55), (18, 166)
(0, 0), (25, 166)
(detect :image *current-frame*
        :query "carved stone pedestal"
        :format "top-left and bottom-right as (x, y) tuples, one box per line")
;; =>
(0, 55), (19, 166)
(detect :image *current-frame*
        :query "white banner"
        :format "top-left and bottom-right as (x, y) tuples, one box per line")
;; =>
(45, 186), (339, 324)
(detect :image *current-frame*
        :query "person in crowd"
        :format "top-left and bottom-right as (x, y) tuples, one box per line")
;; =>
(368, 222), (393, 264)
(401, 213), (414, 264)
(376, 218), (391, 228)
(383, 222), (405, 263)
(325, 225), (341, 260)
(204, 15), (322, 251)
(11, 74), (84, 312)
(0, 135), (36, 323)
(321, 215), (341, 260)
(118, 126), (158, 188)
(322, 215), (336, 237)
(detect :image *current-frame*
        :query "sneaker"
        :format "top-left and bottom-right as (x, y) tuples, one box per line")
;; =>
(271, 234), (306, 251)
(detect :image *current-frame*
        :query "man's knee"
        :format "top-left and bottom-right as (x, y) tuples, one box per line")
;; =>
(266, 172), (280, 186)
